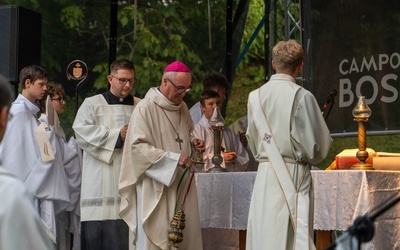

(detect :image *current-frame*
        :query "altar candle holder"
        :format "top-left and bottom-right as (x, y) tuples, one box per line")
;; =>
(351, 96), (375, 170)
(207, 107), (227, 173)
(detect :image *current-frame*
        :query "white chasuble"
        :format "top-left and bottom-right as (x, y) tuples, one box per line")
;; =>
(246, 74), (332, 250)
(120, 87), (203, 250)
(73, 94), (139, 221)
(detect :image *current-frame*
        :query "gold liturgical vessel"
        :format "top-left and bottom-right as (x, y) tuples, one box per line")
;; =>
(351, 96), (374, 170)
(208, 107), (227, 172)
(168, 210), (186, 248)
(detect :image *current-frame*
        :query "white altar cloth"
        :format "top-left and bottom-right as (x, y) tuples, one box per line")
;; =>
(312, 170), (400, 250)
(196, 172), (256, 230)
(195, 170), (400, 250)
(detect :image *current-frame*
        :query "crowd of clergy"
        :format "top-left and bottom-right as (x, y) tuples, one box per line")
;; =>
(0, 39), (330, 250)
(0, 59), (257, 250)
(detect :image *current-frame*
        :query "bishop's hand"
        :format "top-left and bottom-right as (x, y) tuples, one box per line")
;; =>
(178, 154), (193, 169)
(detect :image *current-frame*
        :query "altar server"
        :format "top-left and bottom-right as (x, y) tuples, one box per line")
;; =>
(246, 40), (332, 250)
(0, 74), (55, 250)
(0, 65), (71, 245)
(37, 82), (82, 250)
(192, 89), (249, 172)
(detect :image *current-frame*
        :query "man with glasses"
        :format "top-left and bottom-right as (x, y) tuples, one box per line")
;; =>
(120, 61), (204, 249)
(36, 82), (82, 249)
(73, 59), (140, 250)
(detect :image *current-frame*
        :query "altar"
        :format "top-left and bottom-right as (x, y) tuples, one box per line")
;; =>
(195, 170), (400, 250)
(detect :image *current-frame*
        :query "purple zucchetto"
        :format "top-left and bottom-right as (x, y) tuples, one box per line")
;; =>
(164, 61), (191, 72)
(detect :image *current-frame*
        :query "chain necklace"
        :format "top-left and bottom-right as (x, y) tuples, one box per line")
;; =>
(159, 107), (183, 150)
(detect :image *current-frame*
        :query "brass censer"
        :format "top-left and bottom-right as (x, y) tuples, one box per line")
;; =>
(168, 210), (186, 248)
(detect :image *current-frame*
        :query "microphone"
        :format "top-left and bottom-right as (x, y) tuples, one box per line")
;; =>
(322, 89), (337, 121)
(323, 89), (337, 109)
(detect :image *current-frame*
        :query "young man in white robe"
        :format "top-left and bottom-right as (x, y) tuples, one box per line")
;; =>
(192, 90), (249, 172)
(119, 61), (205, 250)
(0, 74), (55, 250)
(73, 59), (140, 250)
(0, 65), (71, 244)
(189, 72), (229, 124)
(37, 82), (82, 250)
(246, 40), (332, 250)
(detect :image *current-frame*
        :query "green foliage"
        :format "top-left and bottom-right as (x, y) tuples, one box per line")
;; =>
(60, 5), (84, 29)
(92, 63), (109, 91)
(61, 95), (77, 139)
(226, 0), (267, 125)
(3, 0), (400, 157)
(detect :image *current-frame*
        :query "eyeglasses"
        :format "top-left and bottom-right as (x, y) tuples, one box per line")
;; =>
(51, 97), (65, 103)
(166, 78), (191, 93)
(111, 75), (137, 85)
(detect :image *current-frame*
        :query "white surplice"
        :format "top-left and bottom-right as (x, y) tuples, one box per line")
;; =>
(192, 115), (249, 172)
(73, 94), (139, 222)
(119, 87), (203, 250)
(39, 113), (82, 250)
(246, 74), (332, 250)
(189, 101), (203, 124)
(0, 166), (55, 250)
(0, 94), (71, 243)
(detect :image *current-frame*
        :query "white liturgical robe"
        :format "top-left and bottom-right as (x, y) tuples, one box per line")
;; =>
(39, 113), (82, 249)
(189, 101), (203, 124)
(192, 115), (249, 172)
(0, 94), (71, 243)
(246, 74), (332, 250)
(0, 166), (55, 250)
(120, 87), (203, 250)
(73, 94), (140, 222)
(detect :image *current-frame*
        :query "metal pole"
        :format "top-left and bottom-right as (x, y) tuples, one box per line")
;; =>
(109, 0), (118, 72)
(265, 0), (270, 80)
(223, 0), (233, 118)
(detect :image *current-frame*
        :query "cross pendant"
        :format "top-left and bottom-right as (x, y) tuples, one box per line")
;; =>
(175, 133), (183, 150)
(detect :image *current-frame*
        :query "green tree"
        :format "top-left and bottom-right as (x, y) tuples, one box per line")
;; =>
(1, 0), (232, 136)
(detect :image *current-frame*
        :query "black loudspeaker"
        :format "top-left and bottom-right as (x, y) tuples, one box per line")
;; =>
(0, 5), (41, 83)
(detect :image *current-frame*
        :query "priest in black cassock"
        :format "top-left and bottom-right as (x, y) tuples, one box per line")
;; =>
(73, 59), (141, 250)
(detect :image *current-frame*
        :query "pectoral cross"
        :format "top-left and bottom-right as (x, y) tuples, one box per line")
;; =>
(175, 133), (183, 150)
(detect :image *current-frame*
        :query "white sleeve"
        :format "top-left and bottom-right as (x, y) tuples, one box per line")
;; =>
(145, 151), (180, 186)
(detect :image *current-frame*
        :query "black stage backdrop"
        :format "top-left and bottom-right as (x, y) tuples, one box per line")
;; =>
(311, 0), (400, 135)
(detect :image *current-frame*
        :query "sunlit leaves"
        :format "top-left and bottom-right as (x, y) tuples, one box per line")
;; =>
(61, 5), (84, 29)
